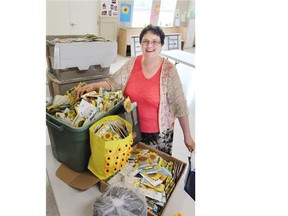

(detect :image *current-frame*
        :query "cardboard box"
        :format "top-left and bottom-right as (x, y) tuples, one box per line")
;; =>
(56, 164), (100, 190)
(99, 142), (187, 216)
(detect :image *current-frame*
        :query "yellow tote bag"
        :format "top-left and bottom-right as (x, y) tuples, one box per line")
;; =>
(88, 115), (133, 180)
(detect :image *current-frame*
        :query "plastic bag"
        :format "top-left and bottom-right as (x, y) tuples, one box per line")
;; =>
(93, 185), (147, 216)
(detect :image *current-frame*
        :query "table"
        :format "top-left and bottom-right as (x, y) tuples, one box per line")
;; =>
(46, 145), (195, 216)
(161, 50), (195, 68)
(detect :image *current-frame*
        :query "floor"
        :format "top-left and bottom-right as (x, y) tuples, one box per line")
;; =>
(46, 46), (195, 216)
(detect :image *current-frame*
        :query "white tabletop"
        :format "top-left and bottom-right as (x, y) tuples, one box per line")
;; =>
(46, 145), (195, 216)
(161, 50), (195, 68)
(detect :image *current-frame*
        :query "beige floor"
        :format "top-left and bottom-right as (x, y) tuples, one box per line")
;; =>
(46, 47), (195, 216)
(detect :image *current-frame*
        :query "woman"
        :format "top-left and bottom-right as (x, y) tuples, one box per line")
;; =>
(77, 24), (195, 155)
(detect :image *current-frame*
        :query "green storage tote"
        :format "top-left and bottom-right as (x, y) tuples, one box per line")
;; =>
(46, 98), (124, 172)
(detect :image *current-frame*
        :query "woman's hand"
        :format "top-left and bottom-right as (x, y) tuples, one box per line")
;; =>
(76, 83), (95, 98)
(184, 134), (195, 152)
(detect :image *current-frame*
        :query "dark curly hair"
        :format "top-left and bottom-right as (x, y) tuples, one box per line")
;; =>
(139, 24), (165, 46)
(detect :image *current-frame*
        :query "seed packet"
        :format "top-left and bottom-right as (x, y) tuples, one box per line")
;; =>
(140, 173), (163, 187)
(138, 187), (165, 203)
(140, 178), (165, 192)
(78, 99), (97, 119)
(71, 115), (86, 127)
(123, 97), (133, 112)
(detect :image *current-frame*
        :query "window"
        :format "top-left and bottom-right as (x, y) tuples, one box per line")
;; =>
(131, 0), (177, 28)
(158, 0), (177, 27)
(131, 0), (153, 28)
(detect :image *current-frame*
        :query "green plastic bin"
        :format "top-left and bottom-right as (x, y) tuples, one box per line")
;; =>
(46, 98), (124, 172)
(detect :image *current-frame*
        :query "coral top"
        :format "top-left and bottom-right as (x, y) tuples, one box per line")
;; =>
(124, 56), (162, 133)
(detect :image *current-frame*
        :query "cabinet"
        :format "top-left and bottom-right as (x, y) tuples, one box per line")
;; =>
(130, 33), (181, 57)
(118, 27), (187, 56)
(165, 34), (181, 50)
(99, 16), (118, 41)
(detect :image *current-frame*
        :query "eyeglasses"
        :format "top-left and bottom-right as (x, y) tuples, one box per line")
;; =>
(141, 40), (161, 46)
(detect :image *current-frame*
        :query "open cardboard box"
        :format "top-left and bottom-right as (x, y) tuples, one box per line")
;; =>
(99, 142), (187, 216)
(56, 164), (100, 190)
(56, 142), (187, 215)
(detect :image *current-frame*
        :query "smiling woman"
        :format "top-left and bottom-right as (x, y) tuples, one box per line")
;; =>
(76, 25), (195, 156)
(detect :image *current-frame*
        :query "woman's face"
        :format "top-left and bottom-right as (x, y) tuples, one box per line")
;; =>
(141, 31), (162, 57)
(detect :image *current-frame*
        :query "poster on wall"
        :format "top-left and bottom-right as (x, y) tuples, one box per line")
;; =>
(150, 3), (160, 24)
(101, 0), (118, 17)
(120, 3), (131, 22)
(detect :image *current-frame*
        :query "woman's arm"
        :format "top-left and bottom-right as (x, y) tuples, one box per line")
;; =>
(178, 115), (195, 152)
(76, 57), (137, 97)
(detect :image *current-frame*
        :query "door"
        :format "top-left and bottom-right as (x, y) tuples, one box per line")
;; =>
(46, 0), (100, 35)
(46, 1), (70, 34)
